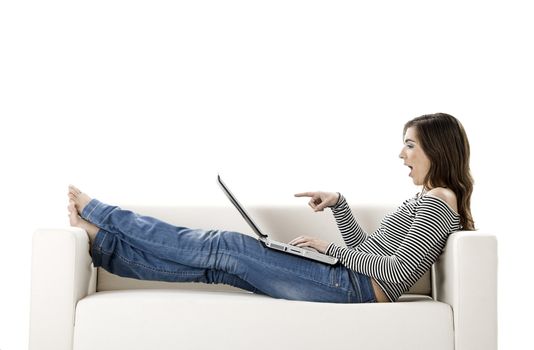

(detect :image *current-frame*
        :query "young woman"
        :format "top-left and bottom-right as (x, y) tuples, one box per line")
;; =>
(67, 112), (474, 303)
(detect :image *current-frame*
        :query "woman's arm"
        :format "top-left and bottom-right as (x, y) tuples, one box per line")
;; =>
(291, 191), (369, 252)
(330, 193), (369, 249)
(326, 196), (457, 284)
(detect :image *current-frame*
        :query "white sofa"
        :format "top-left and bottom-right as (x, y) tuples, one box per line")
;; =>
(29, 204), (497, 350)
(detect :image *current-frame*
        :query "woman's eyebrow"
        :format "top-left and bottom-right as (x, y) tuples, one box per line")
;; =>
(404, 138), (416, 143)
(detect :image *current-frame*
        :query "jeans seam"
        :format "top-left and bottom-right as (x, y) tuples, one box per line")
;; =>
(330, 267), (338, 288)
(347, 290), (354, 303)
(98, 231), (108, 252)
(100, 249), (206, 277)
(348, 270), (363, 300)
(85, 200), (100, 222)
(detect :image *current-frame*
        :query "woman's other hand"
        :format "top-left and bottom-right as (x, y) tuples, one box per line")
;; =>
(288, 236), (330, 254)
(294, 191), (340, 212)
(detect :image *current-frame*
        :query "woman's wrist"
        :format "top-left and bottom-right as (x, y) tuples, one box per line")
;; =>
(330, 192), (342, 208)
(325, 242), (337, 256)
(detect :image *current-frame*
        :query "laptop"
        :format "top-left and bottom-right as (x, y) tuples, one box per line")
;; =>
(217, 174), (339, 265)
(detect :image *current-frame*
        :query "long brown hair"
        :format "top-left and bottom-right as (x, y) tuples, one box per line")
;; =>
(404, 113), (475, 230)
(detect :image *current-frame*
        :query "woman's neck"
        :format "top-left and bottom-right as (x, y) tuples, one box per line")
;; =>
(420, 186), (429, 196)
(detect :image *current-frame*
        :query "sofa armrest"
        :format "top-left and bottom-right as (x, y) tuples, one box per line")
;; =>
(29, 228), (97, 350)
(433, 231), (498, 350)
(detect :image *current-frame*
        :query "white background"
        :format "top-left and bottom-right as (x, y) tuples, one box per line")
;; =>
(1, 1), (532, 349)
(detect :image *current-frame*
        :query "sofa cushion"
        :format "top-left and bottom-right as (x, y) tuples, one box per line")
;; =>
(73, 289), (453, 350)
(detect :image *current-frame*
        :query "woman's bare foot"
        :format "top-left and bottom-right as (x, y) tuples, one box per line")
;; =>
(68, 184), (92, 216)
(68, 200), (99, 255)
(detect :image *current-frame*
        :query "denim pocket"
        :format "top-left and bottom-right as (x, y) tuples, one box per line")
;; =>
(329, 265), (341, 288)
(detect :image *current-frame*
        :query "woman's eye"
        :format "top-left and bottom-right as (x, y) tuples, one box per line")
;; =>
(406, 144), (414, 149)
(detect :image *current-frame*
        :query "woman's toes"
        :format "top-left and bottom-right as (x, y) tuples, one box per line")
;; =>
(67, 185), (92, 215)
(69, 184), (81, 194)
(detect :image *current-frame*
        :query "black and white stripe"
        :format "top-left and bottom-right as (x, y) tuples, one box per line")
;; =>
(326, 194), (461, 302)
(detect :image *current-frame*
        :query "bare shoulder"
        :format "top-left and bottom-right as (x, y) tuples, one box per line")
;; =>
(427, 187), (458, 214)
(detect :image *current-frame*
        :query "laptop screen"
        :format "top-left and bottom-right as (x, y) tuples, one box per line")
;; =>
(217, 174), (268, 239)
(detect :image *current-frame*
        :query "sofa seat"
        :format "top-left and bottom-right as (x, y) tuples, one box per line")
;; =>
(73, 289), (454, 350)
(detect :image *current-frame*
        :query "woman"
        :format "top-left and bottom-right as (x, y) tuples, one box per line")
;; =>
(67, 112), (474, 303)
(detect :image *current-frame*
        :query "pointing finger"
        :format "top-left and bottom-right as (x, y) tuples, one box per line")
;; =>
(294, 192), (313, 197)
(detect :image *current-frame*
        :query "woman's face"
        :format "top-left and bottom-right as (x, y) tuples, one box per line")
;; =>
(399, 126), (431, 187)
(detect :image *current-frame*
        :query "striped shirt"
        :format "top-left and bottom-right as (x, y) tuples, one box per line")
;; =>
(325, 193), (461, 302)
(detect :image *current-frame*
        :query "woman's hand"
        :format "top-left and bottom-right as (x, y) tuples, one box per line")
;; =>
(294, 191), (340, 212)
(288, 236), (330, 254)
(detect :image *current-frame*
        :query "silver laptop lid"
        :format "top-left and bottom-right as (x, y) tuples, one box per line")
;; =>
(217, 174), (268, 239)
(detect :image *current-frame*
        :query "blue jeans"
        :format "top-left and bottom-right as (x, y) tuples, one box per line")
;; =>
(83, 199), (376, 303)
